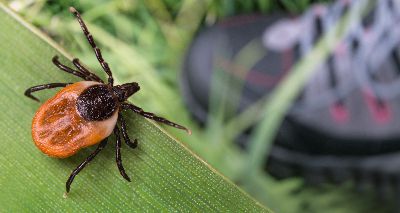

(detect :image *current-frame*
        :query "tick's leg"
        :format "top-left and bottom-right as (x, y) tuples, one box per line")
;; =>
(66, 139), (108, 193)
(52, 56), (91, 80)
(24, 83), (72, 102)
(121, 103), (191, 134)
(114, 126), (131, 182)
(69, 7), (114, 85)
(72, 58), (104, 83)
(118, 114), (138, 149)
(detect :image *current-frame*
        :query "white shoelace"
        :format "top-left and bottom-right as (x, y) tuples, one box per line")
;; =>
(264, 0), (400, 111)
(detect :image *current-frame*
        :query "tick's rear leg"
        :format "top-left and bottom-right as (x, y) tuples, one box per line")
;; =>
(24, 83), (72, 102)
(118, 114), (138, 149)
(66, 139), (108, 193)
(121, 103), (191, 134)
(114, 126), (131, 182)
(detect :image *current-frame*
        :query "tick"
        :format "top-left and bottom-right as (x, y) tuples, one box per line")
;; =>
(24, 7), (191, 193)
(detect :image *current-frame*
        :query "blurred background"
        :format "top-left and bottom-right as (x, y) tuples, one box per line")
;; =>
(5, 0), (400, 212)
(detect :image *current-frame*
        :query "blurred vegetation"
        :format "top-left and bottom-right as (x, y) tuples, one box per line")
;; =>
(5, 0), (395, 212)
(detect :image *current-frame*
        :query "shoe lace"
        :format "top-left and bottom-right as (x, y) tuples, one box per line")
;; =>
(286, 0), (400, 119)
(356, 0), (400, 100)
(289, 0), (361, 112)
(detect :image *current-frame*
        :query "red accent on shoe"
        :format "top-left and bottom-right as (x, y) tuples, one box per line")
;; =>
(330, 102), (349, 123)
(363, 89), (391, 124)
(335, 42), (348, 56)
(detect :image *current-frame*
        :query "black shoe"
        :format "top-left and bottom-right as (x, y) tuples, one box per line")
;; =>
(181, 0), (400, 196)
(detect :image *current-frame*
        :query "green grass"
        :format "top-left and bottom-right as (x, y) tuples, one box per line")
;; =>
(0, 2), (268, 212)
(2, 0), (396, 212)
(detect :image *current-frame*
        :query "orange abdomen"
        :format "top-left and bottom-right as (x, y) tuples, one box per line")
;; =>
(32, 81), (118, 158)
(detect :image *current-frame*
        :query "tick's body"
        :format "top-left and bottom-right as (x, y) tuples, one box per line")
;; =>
(32, 81), (118, 158)
(25, 7), (190, 193)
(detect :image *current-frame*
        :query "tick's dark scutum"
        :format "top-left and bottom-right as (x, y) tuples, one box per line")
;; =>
(77, 84), (118, 121)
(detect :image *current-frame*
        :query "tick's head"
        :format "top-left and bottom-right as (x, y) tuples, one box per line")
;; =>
(113, 82), (140, 102)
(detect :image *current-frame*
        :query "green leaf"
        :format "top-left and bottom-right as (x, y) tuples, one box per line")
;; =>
(0, 3), (268, 212)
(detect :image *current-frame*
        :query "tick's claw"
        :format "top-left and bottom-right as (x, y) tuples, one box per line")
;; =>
(69, 7), (77, 13)
(28, 95), (40, 102)
(122, 173), (131, 182)
(118, 165), (132, 182)
(126, 139), (138, 149)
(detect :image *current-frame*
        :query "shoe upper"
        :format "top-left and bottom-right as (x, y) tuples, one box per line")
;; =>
(181, 0), (400, 156)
